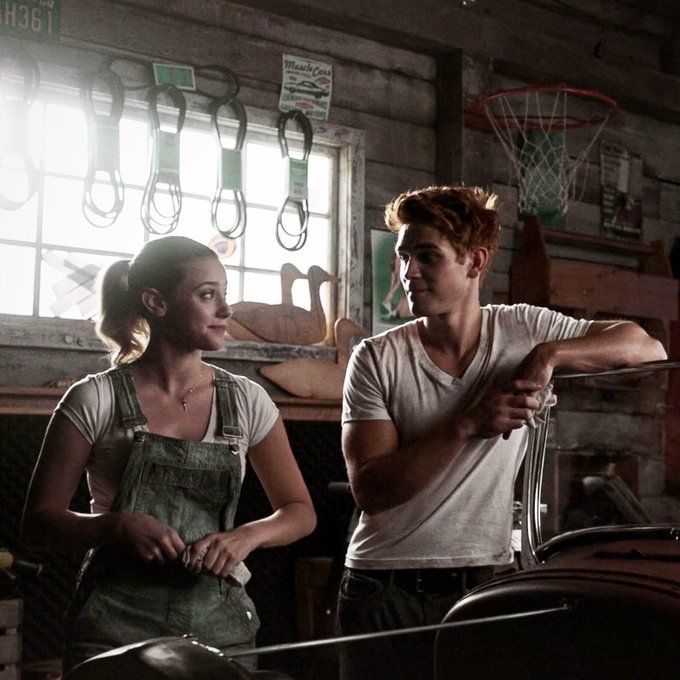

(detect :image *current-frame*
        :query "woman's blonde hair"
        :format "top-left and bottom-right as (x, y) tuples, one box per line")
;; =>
(384, 185), (501, 260)
(96, 236), (218, 365)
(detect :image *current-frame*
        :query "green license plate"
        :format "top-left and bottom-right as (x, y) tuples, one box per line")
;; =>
(0, 1), (61, 42)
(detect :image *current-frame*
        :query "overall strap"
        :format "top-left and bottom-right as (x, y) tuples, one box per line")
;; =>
(212, 367), (244, 439)
(108, 365), (148, 429)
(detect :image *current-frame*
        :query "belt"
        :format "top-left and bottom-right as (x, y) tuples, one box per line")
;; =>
(349, 566), (495, 595)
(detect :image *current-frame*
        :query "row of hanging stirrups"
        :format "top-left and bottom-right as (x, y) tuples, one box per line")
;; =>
(0, 47), (314, 251)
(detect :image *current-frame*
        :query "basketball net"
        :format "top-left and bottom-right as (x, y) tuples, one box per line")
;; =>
(474, 85), (617, 227)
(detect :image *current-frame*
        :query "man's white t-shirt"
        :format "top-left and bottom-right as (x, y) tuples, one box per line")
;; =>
(342, 304), (592, 569)
(56, 367), (279, 514)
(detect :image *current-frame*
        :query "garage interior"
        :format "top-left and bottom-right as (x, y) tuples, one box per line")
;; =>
(1, 1), (679, 677)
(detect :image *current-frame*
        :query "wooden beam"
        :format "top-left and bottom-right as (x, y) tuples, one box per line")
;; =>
(226, 0), (680, 124)
(436, 51), (463, 185)
(0, 387), (341, 421)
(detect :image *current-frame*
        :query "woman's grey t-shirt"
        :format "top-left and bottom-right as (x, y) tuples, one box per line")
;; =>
(56, 367), (279, 513)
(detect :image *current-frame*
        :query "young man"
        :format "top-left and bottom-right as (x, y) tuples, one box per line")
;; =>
(337, 186), (666, 680)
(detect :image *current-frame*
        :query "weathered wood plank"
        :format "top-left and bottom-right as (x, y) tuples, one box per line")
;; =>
(365, 161), (435, 210)
(548, 260), (678, 321)
(555, 410), (660, 454)
(491, 246), (513, 275)
(660, 182), (680, 224)
(110, 0), (436, 80)
(58, 0), (436, 127)
(480, 0), (662, 69)
(436, 51), (464, 184)
(228, 0), (680, 122)
(0, 35), (434, 172)
(643, 218), (680, 257)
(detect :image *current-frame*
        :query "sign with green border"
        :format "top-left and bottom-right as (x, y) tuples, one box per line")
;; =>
(0, 0), (61, 42)
(153, 62), (196, 91)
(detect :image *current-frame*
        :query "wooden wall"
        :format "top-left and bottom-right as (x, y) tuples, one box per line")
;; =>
(3, 0), (680, 347)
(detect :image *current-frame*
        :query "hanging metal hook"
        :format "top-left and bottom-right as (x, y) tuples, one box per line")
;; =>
(0, 48), (40, 211)
(141, 83), (186, 235)
(275, 109), (313, 251)
(80, 66), (126, 228)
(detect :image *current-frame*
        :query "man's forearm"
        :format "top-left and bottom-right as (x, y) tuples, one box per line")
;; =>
(547, 321), (666, 374)
(350, 417), (473, 515)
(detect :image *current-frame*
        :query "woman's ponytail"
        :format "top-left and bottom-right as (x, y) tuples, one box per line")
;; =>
(96, 259), (149, 365)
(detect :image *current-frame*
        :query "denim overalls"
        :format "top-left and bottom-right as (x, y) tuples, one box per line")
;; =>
(63, 365), (260, 672)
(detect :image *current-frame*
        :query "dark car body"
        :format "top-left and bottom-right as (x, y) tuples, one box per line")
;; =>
(435, 362), (680, 680)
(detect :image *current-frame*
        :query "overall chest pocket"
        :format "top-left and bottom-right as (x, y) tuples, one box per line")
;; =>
(135, 462), (237, 541)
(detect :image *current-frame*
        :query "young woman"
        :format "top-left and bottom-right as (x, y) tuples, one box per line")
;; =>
(21, 236), (317, 672)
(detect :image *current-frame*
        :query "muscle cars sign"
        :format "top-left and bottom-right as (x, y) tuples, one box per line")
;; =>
(279, 54), (332, 121)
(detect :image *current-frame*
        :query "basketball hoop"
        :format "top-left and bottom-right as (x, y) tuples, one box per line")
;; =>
(467, 84), (618, 225)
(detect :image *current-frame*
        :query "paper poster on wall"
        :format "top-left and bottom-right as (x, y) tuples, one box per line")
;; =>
(279, 54), (332, 121)
(371, 230), (414, 335)
(600, 141), (643, 240)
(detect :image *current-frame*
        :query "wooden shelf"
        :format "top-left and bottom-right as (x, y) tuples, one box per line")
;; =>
(511, 218), (678, 322)
(0, 387), (341, 421)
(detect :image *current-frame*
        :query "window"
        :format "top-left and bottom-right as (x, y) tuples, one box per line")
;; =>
(1, 89), (340, 329)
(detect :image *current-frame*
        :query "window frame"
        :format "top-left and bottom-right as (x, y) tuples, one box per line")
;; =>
(0, 80), (365, 365)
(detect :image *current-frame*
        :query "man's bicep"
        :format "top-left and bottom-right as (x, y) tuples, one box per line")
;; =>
(342, 419), (398, 474)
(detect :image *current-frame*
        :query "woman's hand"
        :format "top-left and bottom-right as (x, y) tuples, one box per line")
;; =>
(186, 525), (257, 579)
(113, 512), (186, 564)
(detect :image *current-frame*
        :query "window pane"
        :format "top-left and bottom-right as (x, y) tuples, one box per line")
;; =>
(243, 209), (331, 272)
(209, 198), (245, 249)
(308, 153), (330, 214)
(120, 118), (149, 187)
(0, 168), (38, 241)
(2, 97), (337, 322)
(44, 104), (87, 177)
(0, 244), (35, 314)
(245, 142), (283, 207)
(180, 128), (216, 195)
(243, 271), (282, 304)
(165, 195), (220, 244)
(42, 176), (144, 252)
(242, 270), (332, 318)
(0, 99), (43, 168)
(225, 266), (241, 302)
(39, 249), (119, 319)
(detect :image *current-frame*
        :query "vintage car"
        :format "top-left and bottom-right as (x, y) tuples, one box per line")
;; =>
(64, 361), (680, 679)
(283, 80), (328, 99)
(435, 360), (680, 679)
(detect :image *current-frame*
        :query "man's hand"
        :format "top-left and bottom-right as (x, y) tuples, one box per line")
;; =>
(459, 379), (542, 441)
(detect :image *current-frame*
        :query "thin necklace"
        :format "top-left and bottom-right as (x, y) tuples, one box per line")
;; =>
(181, 366), (204, 412)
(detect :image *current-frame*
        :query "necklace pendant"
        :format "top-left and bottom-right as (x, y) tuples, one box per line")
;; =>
(182, 399), (188, 412)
